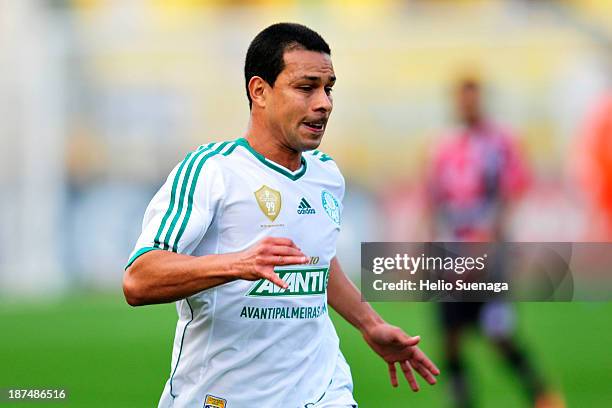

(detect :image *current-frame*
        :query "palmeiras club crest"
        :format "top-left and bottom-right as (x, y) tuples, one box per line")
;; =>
(321, 190), (340, 225)
(254, 185), (282, 222)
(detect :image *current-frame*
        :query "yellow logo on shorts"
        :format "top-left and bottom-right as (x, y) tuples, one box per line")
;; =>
(204, 394), (226, 408)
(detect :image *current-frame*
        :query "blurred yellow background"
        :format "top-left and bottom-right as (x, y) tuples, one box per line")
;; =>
(1, 0), (611, 292)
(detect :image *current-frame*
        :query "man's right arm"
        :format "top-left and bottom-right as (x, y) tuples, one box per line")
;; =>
(122, 237), (308, 306)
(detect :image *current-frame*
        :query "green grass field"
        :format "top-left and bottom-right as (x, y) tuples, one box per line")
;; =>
(1, 293), (610, 407)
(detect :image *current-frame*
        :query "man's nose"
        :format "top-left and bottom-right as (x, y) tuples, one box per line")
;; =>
(312, 88), (332, 113)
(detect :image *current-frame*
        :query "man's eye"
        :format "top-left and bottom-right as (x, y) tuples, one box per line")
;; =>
(325, 87), (334, 95)
(298, 86), (313, 91)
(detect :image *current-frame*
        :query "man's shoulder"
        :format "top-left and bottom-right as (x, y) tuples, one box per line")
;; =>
(194, 140), (241, 160)
(164, 140), (241, 185)
(179, 140), (242, 169)
(304, 149), (342, 178)
(305, 148), (335, 163)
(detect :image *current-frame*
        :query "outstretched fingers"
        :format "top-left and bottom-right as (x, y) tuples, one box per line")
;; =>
(412, 360), (438, 385)
(268, 245), (307, 257)
(254, 238), (310, 288)
(388, 362), (399, 388)
(261, 269), (288, 289)
(415, 352), (440, 377)
(400, 360), (420, 392)
(259, 255), (309, 266)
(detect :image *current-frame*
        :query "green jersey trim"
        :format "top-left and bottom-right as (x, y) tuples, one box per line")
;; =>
(311, 149), (334, 162)
(235, 138), (307, 181)
(304, 378), (333, 407)
(222, 141), (239, 156)
(124, 246), (160, 270)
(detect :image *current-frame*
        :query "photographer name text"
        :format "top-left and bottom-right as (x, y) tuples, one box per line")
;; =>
(373, 279), (509, 293)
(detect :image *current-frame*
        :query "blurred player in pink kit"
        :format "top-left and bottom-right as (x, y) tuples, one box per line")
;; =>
(428, 79), (529, 242)
(427, 77), (564, 408)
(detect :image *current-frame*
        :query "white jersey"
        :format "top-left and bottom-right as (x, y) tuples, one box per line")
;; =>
(126, 138), (357, 408)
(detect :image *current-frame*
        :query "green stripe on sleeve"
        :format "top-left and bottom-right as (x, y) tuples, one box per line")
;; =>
(171, 145), (226, 252)
(162, 143), (225, 250)
(153, 151), (195, 249)
(124, 247), (160, 270)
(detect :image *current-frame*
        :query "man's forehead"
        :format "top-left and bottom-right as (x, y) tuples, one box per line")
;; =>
(281, 49), (335, 80)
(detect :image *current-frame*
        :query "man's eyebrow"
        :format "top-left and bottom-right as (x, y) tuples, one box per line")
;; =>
(299, 75), (337, 83)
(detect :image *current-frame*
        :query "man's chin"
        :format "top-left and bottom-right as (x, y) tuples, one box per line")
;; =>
(296, 134), (324, 152)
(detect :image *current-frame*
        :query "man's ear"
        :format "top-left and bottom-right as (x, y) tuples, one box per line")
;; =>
(248, 76), (269, 109)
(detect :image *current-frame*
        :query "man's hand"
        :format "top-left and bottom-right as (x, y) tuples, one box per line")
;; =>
(326, 257), (440, 392)
(363, 323), (440, 391)
(227, 237), (310, 289)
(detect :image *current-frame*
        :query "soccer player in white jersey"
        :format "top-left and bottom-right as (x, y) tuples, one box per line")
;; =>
(123, 23), (439, 408)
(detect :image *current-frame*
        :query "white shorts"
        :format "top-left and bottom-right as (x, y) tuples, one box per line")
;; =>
(304, 353), (358, 408)
(159, 351), (357, 408)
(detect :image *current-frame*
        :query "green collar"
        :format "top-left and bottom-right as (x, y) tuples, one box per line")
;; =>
(235, 138), (307, 181)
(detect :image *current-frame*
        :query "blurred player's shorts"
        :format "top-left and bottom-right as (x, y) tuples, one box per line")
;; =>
(480, 301), (516, 339)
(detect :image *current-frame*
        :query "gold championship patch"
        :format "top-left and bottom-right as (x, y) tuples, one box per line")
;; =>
(254, 185), (282, 222)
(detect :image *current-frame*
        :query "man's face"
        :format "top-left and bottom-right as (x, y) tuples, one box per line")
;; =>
(456, 83), (481, 126)
(265, 49), (335, 152)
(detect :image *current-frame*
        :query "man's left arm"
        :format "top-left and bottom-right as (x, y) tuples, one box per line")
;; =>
(327, 257), (440, 391)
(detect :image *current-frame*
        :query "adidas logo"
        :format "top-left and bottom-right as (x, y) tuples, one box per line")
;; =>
(297, 198), (316, 215)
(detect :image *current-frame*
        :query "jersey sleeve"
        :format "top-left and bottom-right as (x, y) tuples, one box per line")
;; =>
(324, 159), (346, 227)
(331, 160), (346, 203)
(125, 152), (226, 269)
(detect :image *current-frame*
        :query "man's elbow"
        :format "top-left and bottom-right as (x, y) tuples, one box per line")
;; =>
(122, 268), (146, 307)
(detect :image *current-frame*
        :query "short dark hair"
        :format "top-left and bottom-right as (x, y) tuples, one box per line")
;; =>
(244, 22), (331, 109)
(455, 75), (481, 94)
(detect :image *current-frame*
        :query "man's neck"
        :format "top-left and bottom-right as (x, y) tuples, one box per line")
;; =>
(463, 117), (485, 132)
(245, 130), (302, 172)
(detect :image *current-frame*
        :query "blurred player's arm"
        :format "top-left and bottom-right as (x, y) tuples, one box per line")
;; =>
(327, 257), (440, 391)
(424, 146), (443, 241)
(494, 133), (531, 240)
(123, 237), (307, 306)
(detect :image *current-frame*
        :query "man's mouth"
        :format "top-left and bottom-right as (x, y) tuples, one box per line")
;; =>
(302, 120), (326, 133)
